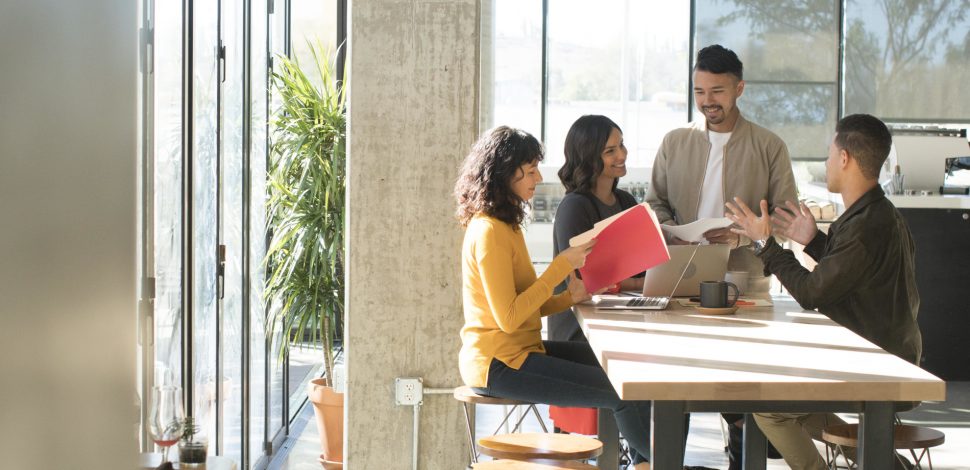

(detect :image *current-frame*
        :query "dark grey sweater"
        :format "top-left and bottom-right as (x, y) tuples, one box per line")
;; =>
(548, 189), (638, 342)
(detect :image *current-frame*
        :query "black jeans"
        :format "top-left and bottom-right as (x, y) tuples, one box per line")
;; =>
(475, 340), (652, 464)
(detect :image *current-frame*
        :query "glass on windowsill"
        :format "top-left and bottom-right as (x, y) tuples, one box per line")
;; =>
(149, 385), (184, 465)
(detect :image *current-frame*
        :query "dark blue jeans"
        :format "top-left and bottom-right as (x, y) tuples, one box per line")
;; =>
(474, 340), (652, 464)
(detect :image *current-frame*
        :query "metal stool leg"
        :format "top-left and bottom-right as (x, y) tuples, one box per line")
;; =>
(461, 402), (478, 464)
(511, 405), (531, 433)
(528, 404), (549, 433)
(830, 443), (857, 469)
(909, 446), (932, 470)
(491, 405), (518, 436)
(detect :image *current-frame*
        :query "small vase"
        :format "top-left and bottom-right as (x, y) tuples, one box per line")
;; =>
(178, 440), (208, 468)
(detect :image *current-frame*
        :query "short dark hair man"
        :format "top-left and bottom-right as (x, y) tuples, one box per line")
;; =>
(725, 114), (921, 470)
(646, 44), (798, 469)
(646, 44), (797, 294)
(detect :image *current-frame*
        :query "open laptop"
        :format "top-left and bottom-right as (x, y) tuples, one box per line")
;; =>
(642, 244), (730, 297)
(592, 244), (700, 311)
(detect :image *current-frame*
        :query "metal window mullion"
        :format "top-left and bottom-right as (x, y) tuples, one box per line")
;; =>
(215, 0), (225, 456)
(241, 0), (253, 465)
(540, 0), (548, 142)
(284, 0), (291, 58)
(262, 0), (273, 458)
(688, 0), (696, 124)
(336, 0), (346, 87)
(182, 0), (196, 418)
(743, 79), (840, 86)
(837, 0), (846, 119)
(280, 0), (292, 437)
(139, 0), (157, 453)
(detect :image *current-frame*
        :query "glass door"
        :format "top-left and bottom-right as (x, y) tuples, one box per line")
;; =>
(190, 0), (220, 455)
(219, 0), (245, 464)
(140, 0), (305, 466)
(265, 0), (289, 452)
(248, 0), (270, 466)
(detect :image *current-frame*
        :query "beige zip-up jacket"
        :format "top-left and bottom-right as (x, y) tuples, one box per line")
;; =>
(646, 113), (798, 282)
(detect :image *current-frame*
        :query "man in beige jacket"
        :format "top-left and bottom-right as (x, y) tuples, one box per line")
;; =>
(645, 44), (796, 470)
(646, 44), (797, 296)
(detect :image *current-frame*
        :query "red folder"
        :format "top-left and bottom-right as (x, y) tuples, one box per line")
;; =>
(570, 204), (670, 293)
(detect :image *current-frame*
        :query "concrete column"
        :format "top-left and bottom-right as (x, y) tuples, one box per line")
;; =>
(346, 1), (479, 468)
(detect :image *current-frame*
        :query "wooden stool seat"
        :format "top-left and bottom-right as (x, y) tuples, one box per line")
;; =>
(456, 386), (552, 465)
(472, 459), (597, 469)
(822, 424), (945, 469)
(822, 424), (945, 450)
(454, 385), (534, 406)
(477, 433), (603, 461)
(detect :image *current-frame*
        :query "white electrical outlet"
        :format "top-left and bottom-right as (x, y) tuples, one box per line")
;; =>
(395, 377), (424, 406)
(331, 364), (346, 394)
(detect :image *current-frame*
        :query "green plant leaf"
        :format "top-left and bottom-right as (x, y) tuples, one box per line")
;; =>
(264, 40), (346, 383)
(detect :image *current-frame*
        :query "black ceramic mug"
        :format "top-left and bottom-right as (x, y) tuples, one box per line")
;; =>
(699, 280), (740, 308)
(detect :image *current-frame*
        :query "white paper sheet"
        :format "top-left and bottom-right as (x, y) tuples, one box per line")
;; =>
(661, 217), (733, 243)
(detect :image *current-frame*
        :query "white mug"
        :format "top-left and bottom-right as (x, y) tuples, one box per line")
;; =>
(724, 271), (749, 296)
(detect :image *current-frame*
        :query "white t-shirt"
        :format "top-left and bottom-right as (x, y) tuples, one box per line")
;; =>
(696, 130), (732, 220)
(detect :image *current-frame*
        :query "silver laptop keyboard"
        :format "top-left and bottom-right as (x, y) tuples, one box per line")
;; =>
(627, 296), (666, 307)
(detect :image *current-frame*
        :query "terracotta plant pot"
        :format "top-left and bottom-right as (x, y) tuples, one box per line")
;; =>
(307, 378), (344, 468)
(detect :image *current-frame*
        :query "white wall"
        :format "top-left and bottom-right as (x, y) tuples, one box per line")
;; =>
(0, 1), (138, 469)
(345, 0), (479, 467)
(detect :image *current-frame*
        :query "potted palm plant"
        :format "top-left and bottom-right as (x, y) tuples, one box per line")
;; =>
(265, 42), (346, 469)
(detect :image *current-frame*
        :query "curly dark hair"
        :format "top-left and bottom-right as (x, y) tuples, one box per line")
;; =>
(455, 126), (544, 228)
(558, 115), (622, 194)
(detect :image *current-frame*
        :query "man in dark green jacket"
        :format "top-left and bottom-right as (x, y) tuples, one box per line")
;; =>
(725, 114), (920, 470)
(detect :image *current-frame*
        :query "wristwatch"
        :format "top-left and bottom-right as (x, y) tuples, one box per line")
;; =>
(752, 237), (770, 255)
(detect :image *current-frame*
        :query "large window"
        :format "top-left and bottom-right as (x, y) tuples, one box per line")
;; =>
(482, 0), (690, 176)
(546, 0), (690, 172)
(149, 0), (184, 395)
(481, 0), (543, 137)
(140, 0), (344, 467)
(485, 0), (970, 163)
(694, 0), (840, 163)
(484, 0), (969, 258)
(844, 0), (970, 121)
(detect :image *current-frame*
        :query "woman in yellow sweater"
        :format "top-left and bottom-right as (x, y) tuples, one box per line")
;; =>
(454, 126), (653, 469)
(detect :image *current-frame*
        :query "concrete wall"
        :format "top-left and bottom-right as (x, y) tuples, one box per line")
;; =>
(345, 0), (479, 468)
(0, 1), (138, 469)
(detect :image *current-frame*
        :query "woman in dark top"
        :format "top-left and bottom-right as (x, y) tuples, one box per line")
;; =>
(549, 115), (644, 342)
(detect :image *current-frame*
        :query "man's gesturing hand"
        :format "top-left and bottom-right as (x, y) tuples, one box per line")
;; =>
(770, 200), (818, 246)
(724, 198), (771, 243)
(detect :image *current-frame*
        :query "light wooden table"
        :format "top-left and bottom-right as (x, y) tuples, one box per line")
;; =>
(573, 294), (945, 470)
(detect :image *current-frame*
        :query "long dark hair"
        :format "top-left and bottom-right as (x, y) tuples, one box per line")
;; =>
(558, 115), (622, 194)
(455, 126), (544, 228)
